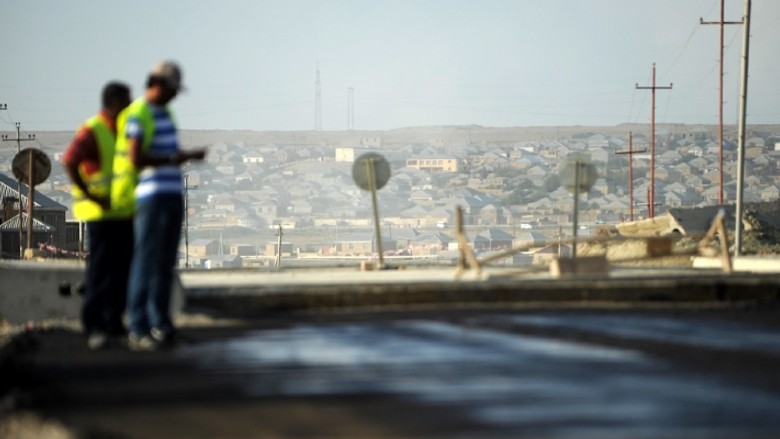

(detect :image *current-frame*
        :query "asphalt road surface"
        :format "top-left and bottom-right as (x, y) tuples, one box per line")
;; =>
(7, 304), (780, 438)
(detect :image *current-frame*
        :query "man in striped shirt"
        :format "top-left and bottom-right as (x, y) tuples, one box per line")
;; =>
(121, 61), (206, 351)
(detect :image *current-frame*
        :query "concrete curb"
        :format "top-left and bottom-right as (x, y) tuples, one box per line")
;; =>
(184, 269), (780, 315)
(0, 260), (185, 325)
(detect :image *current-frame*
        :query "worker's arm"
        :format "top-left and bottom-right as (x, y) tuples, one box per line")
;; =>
(130, 137), (206, 168)
(62, 128), (110, 209)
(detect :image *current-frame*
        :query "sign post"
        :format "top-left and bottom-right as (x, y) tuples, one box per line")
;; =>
(352, 152), (391, 269)
(12, 148), (51, 259)
(559, 157), (597, 259)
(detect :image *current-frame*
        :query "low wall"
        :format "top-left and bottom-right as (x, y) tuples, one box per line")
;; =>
(0, 260), (183, 326)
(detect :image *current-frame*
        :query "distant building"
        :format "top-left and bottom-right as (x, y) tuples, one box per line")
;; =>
(242, 154), (265, 164)
(335, 147), (358, 162)
(361, 137), (382, 148)
(472, 228), (514, 252)
(409, 232), (452, 256)
(204, 254), (242, 269)
(329, 233), (396, 256)
(189, 239), (222, 257)
(406, 156), (460, 173)
(533, 244), (571, 265)
(0, 172), (71, 259)
(335, 146), (387, 163)
(230, 244), (256, 256)
(265, 241), (294, 257)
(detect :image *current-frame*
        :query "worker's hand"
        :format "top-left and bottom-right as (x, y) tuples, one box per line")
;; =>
(188, 148), (207, 161)
(91, 195), (110, 210)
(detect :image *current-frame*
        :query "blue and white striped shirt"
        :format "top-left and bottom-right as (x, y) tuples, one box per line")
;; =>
(126, 104), (182, 199)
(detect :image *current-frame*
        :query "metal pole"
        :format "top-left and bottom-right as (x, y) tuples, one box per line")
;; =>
(734, 0), (752, 256)
(571, 161), (579, 260)
(628, 133), (635, 221)
(184, 174), (189, 268)
(650, 65), (656, 219)
(25, 149), (34, 256)
(276, 224), (283, 268)
(365, 158), (384, 268)
(718, 0), (725, 205)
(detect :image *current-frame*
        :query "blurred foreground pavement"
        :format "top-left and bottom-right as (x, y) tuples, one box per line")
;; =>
(3, 263), (780, 438)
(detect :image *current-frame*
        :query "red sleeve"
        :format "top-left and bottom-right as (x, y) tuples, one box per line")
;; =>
(62, 126), (101, 175)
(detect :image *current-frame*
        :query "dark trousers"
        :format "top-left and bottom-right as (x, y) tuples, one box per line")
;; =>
(81, 219), (134, 335)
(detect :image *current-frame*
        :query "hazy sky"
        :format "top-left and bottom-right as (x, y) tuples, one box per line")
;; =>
(2, 0), (779, 133)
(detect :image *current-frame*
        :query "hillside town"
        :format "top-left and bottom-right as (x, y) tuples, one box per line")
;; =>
(1, 124), (779, 267)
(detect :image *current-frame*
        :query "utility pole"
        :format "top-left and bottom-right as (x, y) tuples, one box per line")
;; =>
(314, 63), (322, 131)
(734, 0), (752, 256)
(2, 122), (36, 258)
(183, 174), (198, 268)
(636, 63), (672, 219)
(615, 132), (647, 222)
(275, 224), (283, 268)
(701, 0), (743, 205)
(184, 174), (189, 268)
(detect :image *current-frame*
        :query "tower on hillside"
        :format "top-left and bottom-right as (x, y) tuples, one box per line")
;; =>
(315, 64), (322, 131)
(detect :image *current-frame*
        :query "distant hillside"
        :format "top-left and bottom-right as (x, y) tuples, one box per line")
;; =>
(22, 123), (780, 154)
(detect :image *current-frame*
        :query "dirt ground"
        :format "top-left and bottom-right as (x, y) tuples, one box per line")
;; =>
(579, 201), (780, 265)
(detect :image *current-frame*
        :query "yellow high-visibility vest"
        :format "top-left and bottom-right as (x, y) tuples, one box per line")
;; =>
(110, 98), (156, 216)
(71, 114), (120, 221)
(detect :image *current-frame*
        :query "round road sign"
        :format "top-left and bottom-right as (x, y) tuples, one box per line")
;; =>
(558, 158), (597, 194)
(352, 152), (391, 191)
(13, 148), (51, 186)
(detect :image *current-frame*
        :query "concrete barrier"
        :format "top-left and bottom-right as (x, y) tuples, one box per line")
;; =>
(0, 260), (184, 326)
(0, 260), (85, 325)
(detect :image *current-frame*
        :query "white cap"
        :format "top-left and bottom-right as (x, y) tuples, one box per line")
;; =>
(149, 60), (185, 91)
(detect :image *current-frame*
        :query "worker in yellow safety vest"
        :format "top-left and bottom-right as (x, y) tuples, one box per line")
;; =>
(62, 81), (132, 350)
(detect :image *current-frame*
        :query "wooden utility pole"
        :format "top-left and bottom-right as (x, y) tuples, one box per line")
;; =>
(276, 224), (283, 268)
(734, 0), (752, 256)
(636, 63), (672, 219)
(616, 132), (647, 221)
(183, 174), (198, 268)
(701, 0), (743, 205)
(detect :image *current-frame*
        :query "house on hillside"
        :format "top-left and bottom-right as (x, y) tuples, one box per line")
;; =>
(472, 228), (514, 252)
(242, 153), (265, 164)
(513, 231), (547, 250)
(0, 172), (72, 258)
(405, 155), (460, 173)
(331, 232), (396, 256)
(204, 254), (242, 269)
(409, 232), (452, 256)
(478, 204), (504, 226)
(230, 244), (256, 256)
(533, 244), (571, 265)
(188, 239), (222, 258)
(760, 185), (779, 202)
